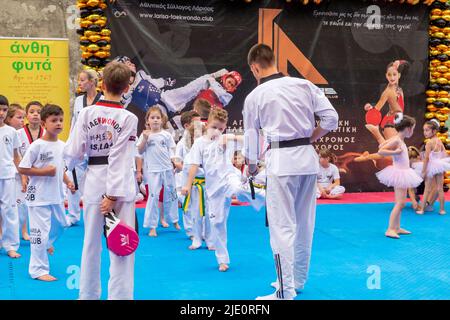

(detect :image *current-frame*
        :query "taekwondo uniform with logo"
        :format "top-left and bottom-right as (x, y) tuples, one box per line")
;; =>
(66, 93), (103, 225)
(138, 130), (179, 229)
(0, 125), (20, 253)
(243, 74), (338, 299)
(19, 139), (69, 278)
(189, 135), (265, 265)
(64, 100), (138, 300)
(16, 125), (44, 230)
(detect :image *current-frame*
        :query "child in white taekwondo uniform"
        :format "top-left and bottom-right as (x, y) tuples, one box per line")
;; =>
(67, 70), (103, 225)
(182, 108), (265, 272)
(4, 104), (30, 242)
(64, 62), (138, 300)
(181, 121), (215, 250)
(0, 95), (22, 258)
(137, 107), (180, 237)
(316, 149), (345, 199)
(174, 110), (201, 239)
(17, 101), (44, 240)
(19, 104), (75, 281)
(243, 44), (339, 300)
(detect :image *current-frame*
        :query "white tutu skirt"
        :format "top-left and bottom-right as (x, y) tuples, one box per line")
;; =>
(376, 166), (423, 189)
(426, 158), (450, 178)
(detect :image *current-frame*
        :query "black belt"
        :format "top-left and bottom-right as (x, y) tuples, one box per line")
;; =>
(88, 156), (109, 165)
(269, 137), (311, 149)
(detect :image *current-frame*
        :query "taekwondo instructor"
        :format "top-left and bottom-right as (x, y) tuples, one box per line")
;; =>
(242, 44), (339, 300)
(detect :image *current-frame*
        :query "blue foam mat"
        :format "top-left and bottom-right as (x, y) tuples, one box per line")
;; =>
(1, 202), (449, 300)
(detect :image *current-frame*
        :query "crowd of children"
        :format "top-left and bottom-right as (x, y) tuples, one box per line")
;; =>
(1, 59), (449, 300)
(0, 62), (262, 293)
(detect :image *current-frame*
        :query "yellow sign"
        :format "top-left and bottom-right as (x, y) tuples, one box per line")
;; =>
(0, 37), (70, 140)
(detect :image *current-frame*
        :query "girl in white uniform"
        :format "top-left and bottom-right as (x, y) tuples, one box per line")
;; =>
(0, 96), (22, 259)
(137, 107), (180, 237)
(4, 104), (28, 242)
(17, 101), (44, 239)
(316, 149), (345, 199)
(67, 70), (103, 225)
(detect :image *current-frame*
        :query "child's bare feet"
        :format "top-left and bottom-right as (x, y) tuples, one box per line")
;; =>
(22, 232), (30, 241)
(148, 228), (157, 237)
(47, 246), (55, 255)
(207, 246), (216, 251)
(173, 222), (181, 230)
(397, 228), (411, 235)
(189, 244), (201, 250)
(219, 263), (229, 272)
(439, 210), (446, 215)
(161, 220), (169, 228)
(37, 274), (57, 282)
(385, 229), (400, 239)
(411, 202), (419, 210)
(7, 250), (21, 258)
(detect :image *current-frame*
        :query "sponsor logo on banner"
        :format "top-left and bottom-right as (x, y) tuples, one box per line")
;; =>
(258, 8), (337, 97)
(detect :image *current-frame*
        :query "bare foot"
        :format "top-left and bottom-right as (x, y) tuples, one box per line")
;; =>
(219, 263), (229, 272)
(397, 228), (411, 235)
(439, 210), (446, 215)
(385, 229), (400, 239)
(37, 274), (57, 282)
(47, 246), (55, 255)
(22, 232), (30, 241)
(7, 250), (21, 258)
(161, 221), (169, 228)
(411, 202), (419, 210)
(208, 246), (216, 251)
(189, 244), (201, 250)
(173, 222), (181, 230)
(148, 228), (157, 237)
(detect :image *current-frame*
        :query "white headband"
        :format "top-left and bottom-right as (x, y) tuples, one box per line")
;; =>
(430, 119), (440, 127)
(394, 112), (404, 124)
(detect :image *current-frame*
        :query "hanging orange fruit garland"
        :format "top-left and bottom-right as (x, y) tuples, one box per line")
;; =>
(77, 0), (111, 73)
(428, 0), (450, 184)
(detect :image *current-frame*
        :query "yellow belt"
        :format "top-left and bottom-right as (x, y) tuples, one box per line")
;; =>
(252, 182), (266, 189)
(182, 177), (206, 217)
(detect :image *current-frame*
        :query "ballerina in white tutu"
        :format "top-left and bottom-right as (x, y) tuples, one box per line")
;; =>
(376, 114), (422, 239)
(416, 119), (450, 215)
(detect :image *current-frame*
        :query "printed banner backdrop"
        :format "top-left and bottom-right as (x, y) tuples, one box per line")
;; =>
(107, 0), (428, 192)
(0, 37), (71, 140)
